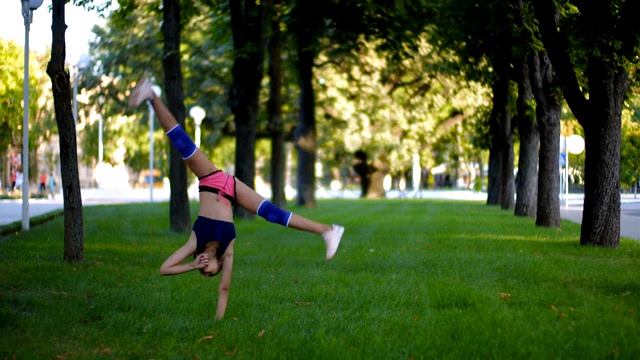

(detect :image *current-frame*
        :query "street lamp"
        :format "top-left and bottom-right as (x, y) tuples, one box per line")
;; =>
(562, 134), (585, 208)
(20, 0), (44, 231)
(189, 106), (206, 148)
(148, 84), (161, 202)
(69, 53), (90, 123)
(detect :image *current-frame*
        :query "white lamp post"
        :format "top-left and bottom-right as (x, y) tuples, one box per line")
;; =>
(189, 106), (206, 148)
(564, 134), (585, 208)
(148, 84), (161, 202)
(20, 0), (44, 231)
(98, 96), (104, 164)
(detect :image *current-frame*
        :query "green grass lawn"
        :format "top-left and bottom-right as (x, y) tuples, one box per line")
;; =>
(1, 199), (639, 359)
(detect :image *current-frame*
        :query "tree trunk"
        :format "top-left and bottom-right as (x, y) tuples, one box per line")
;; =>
(367, 158), (388, 199)
(293, 1), (318, 208)
(487, 146), (502, 205)
(499, 87), (515, 209)
(514, 54), (538, 217)
(47, 0), (83, 262)
(530, 51), (561, 228)
(267, 0), (286, 209)
(229, 0), (267, 218)
(487, 61), (512, 207)
(579, 58), (625, 247)
(162, 0), (190, 232)
(353, 150), (371, 197)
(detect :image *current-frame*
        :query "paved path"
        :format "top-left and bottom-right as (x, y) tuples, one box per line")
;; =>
(3, 188), (640, 241)
(560, 194), (640, 241)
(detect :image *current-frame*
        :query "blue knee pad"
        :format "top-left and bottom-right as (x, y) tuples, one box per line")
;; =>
(166, 125), (197, 159)
(257, 200), (292, 227)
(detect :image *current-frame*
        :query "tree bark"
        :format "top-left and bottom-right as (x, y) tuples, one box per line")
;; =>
(162, 0), (191, 232)
(353, 150), (371, 197)
(367, 158), (388, 199)
(580, 57), (625, 247)
(229, 0), (267, 218)
(267, 0), (286, 209)
(514, 54), (539, 217)
(530, 51), (562, 227)
(47, 0), (84, 262)
(487, 61), (512, 207)
(293, 0), (318, 207)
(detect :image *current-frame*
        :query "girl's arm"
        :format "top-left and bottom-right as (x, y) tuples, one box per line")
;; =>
(215, 242), (235, 320)
(159, 233), (208, 275)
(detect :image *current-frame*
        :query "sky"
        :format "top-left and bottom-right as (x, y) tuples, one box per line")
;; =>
(0, 1), (112, 61)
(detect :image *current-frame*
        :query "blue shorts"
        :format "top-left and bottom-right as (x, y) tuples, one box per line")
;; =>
(192, 216), (236, 258)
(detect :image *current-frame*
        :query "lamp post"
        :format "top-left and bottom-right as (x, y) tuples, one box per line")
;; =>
(98, 96), (104, 164)
(20, 0), (43, 231)
(70, 54), (90, 123)
(189, 106), (206, 148)
(148, 84), (161, 202)
(564, 134), (585, 208)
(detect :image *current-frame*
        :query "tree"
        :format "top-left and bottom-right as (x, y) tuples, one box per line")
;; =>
(533, 0), (640, 247)
(513, 52), (538, 217)
(425, 0), (518, 210)
(161, 0), (191, 232)
(0, 39), (48, 188)
(530, 50), (562, 227)
(513, 0), (538, 217)
(290, 0), (321, 207)
(228, 0), (267, 218)
(314, 38), (488, 196)
(266, 0), (287, 208)
(47, 0), (84, 262)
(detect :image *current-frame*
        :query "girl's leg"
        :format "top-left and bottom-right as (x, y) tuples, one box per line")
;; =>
(235, 179), (331, 234)
(129, 79), (216, 178)
(235, 179), (343, 259)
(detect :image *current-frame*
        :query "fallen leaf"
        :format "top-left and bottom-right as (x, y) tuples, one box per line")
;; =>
(101, 348), (112, 355)
(198, 336), (214, 343)
(499, 293), (511, 301)
(197, 330), (220, 343)
(549, 305), (557, 311)
(257, 330), (265, 337)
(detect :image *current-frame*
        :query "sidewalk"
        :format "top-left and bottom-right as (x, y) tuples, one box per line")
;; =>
(1, 188), (171, 227)
(560, 194), (640, 241)
(3, 188), (640, 241)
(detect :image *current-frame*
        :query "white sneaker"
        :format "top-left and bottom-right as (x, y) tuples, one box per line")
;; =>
(128, 78), (155, 108)
(323, 224), (344, 260)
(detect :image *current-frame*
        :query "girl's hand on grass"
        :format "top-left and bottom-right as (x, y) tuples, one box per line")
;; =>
(194, 253), (209, 269)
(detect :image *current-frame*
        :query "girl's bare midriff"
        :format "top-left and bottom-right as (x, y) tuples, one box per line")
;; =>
(198, 192), (234, 222)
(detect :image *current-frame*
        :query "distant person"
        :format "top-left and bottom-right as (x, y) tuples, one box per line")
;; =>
(48, 174), (56, 199)
(129, 78), (345, 320)
(40, 173), (47, 194)
(15, 171), (23, 190)
(11, 171), (16, 191)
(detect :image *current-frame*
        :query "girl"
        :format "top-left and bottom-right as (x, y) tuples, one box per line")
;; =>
(129, 78), (344, 320)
